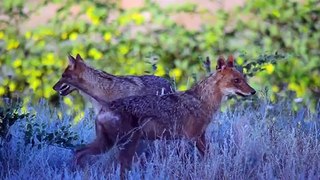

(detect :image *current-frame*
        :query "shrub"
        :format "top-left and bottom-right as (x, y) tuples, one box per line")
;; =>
(22, 100), (83, 149)
(231, 0), (320, 107)
(0, 98), (30, 144)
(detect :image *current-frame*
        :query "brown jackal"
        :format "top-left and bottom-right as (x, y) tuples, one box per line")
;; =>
(75, 55), (256, 177)
(53, 54), (174, 114)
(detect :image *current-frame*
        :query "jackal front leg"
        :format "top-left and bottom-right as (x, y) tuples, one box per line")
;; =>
(74, 119), (113, 165)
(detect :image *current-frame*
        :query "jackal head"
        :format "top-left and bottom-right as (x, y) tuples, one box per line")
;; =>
(216, 55), (256, 97)
(53, 54), (84, 96)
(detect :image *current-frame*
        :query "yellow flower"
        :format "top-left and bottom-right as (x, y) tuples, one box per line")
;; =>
(154, 64), (166, 76)
(44, 86), (54, 98)
(73, 111), (85, 123)
(118, 45), (129, 55)
(86, 6), (100, 25)
(43, 53), (55, 66)
(61, 32), (68, 40)
(89, 48), (103, 60)
(169, 68), (182, 80)
(288, 82), (305, 97)
(0, 31), (4, 39)
(92, 17), (100, 25)
(63, 97), (73, 107)
(0, 86), (5, 96)
(103, 32), (112, 42)
(272, 10), (280, 18)
(178, 84), (188, 91)
(86, 6), (94, 18)
(25, 31), (32, 39)
(32, 70), (42, 77)
(271, 85), (279, 93)
(12, 59), (22, 68)
(69, 32), (78, 41)
(236, 57), (244, 65)
(9, 82), (16, 92)
(6, 39), (20, 50)
(243, 68), (248, 74)
(29, 78), (41, 91)
(264, 63), (275, 74)
(23, 69), (31, 76)
(131, 12), (144, 25)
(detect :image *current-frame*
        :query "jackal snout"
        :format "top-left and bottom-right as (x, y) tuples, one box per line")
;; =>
(234, 83), (256, 97)
(53, 80), (76, 96)
(216, 55), (256, 97)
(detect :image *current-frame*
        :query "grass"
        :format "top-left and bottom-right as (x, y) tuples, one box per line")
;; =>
(1, 98), (319, 180)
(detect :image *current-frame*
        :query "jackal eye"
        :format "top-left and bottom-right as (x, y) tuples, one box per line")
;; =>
(233, 78), (241, 84)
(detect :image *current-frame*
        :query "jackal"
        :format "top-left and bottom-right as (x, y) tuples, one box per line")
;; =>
(75, 55), (256, 177)
(53, 54), (174, 114)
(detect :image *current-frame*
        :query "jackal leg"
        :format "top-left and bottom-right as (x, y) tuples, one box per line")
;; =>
(74, 119), (113, 164)
(196, 133), (207, 157)
(118, 131), (141, 180)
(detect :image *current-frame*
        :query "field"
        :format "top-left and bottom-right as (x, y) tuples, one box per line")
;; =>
(1, 98), (319, 180)
(0, 0), (319, 179)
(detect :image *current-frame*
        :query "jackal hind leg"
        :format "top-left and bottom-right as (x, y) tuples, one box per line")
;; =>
(195, 133), (207, 157)
(118, 131), (141, 180)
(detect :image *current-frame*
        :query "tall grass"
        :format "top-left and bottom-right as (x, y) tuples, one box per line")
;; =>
(1, 98), (319, 180)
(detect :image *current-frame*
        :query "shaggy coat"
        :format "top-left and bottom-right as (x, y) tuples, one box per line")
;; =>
(74, 55), (256, 178)
(53, 54), (174, 113)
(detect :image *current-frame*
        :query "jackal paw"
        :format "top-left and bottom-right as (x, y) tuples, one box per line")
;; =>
(73, 150), (85, 166)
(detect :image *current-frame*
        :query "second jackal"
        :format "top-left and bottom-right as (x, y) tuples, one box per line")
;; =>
(53, 54), (174, 114)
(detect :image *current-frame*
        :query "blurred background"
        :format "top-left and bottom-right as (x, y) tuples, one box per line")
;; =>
(0, 0), (319, 112)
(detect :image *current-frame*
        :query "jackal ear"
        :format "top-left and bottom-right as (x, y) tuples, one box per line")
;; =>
(227, 55), (234, 67)
(75, 54), (84, 61)
(216, 56), (226, 70)
(68, 54), (76, 69)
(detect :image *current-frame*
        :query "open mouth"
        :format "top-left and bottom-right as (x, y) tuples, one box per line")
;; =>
(236, 91), (249, 97)
(59, 84), (70, 96)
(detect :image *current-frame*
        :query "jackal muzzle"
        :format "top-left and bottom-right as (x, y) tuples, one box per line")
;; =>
(53, 80), (76, 96)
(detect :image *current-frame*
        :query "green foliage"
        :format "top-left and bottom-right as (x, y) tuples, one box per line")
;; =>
(0, 98), (30, 141)
(0, 97), (79, 149)
(232, 0), (320, 106)
(0, 0), (318, 110)
(24, 119), (80, 148)
(22, 100), (82, 148)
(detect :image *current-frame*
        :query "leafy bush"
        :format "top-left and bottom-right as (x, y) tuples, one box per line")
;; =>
(0, 97), (81, 149)
(22, 100), (83, 148)
(0, 98), (30, 143)
(231, 0), (320, 106)
(0, 0), (318, 110)
(24, 119), (80, 148)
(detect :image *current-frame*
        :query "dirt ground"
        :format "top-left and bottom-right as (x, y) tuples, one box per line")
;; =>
(23, 0), (245, 30)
